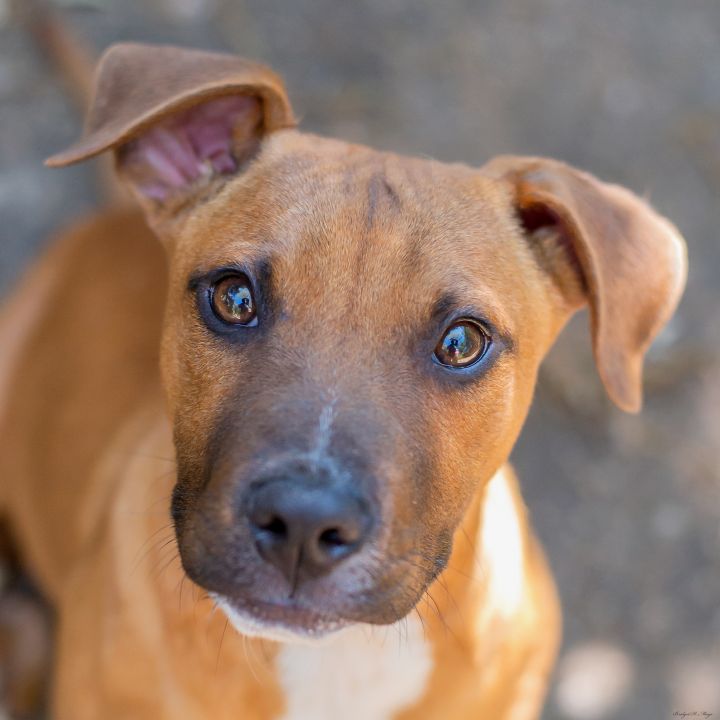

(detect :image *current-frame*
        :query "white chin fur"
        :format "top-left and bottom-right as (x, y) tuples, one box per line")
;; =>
(211, 594), (350, 645)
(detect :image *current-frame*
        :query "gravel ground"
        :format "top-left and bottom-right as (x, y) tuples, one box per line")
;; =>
(1, 1), (719, 718)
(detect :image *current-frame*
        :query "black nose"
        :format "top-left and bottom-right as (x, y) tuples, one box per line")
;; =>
(245, 479), (372, 586)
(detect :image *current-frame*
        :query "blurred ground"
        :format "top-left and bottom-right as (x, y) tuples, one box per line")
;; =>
(1, 1), (719, 718)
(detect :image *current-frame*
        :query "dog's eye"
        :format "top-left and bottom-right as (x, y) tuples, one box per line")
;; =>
(434, 321), (490, 368)
(210, 275), (257, 326)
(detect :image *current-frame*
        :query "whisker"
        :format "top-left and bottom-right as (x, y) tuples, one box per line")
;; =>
(130, 525), (175, 576)
(215, 617), (229, 672)
(242, 634), (263, 685)
(110, 450), (177, 464)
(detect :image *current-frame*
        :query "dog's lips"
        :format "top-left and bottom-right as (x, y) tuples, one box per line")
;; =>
(212, 593), (352, 641)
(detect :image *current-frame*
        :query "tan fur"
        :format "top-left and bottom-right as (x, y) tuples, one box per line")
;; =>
(0, 44), (686, 719)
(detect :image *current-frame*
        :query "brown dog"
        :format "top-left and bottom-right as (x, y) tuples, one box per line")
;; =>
(0, 43), (686, 719)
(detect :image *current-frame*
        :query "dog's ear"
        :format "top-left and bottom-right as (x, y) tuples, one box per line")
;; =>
(46, 43), (295, 225)
(484, 156), (687, 413)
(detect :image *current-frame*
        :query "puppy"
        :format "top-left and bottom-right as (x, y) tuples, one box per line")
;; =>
(0, 43), (686, 719)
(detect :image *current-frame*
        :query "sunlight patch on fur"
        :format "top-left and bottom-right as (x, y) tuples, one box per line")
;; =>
(478, 467), (525, 618)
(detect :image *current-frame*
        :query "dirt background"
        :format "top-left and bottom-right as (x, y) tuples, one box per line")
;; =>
(1, 1), (719, 718)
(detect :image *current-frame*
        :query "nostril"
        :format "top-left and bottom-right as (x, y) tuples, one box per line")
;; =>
(255, 514), (288, 538)
(317, 520), (366, 558)
(318, 527), (347, 548)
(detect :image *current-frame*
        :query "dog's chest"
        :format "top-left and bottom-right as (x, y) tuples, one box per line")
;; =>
(275, 617), (432, 720)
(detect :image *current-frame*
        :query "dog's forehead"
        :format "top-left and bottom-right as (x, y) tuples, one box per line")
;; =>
(178, 131), (538, 331)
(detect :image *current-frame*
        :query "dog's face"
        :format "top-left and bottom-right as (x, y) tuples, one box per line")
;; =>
(49, 44), (686, 638)
(159, 132), (565, 634)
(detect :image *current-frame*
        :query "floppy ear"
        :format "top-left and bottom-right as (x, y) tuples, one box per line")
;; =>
(46, 43), (295, 225)
(483, 156), (687, 413)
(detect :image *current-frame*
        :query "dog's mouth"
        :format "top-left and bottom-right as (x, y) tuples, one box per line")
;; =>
(212, 593), (352, 642)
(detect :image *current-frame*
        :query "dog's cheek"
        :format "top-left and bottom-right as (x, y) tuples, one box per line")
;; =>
(163, 309), (251, 461)
(423, 361), (520, 527)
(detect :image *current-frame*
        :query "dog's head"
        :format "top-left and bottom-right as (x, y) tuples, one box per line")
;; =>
(49, 44), (686, 639)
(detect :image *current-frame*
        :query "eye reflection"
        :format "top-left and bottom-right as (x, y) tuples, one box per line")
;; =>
(434, 321), (489, 368)
(211, 275), (257, 326)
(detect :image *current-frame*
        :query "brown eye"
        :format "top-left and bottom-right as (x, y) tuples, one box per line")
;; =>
(434, 321), (490, 368)
(210, 275), (257, 326)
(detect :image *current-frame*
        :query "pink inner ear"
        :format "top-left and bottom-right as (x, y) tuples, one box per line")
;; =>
(120, 95), (261, 201)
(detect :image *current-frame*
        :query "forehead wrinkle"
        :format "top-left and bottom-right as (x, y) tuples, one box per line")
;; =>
(365, 169), (402, 231)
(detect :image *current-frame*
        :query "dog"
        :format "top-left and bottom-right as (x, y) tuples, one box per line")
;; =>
(0, 42), (686, 719)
